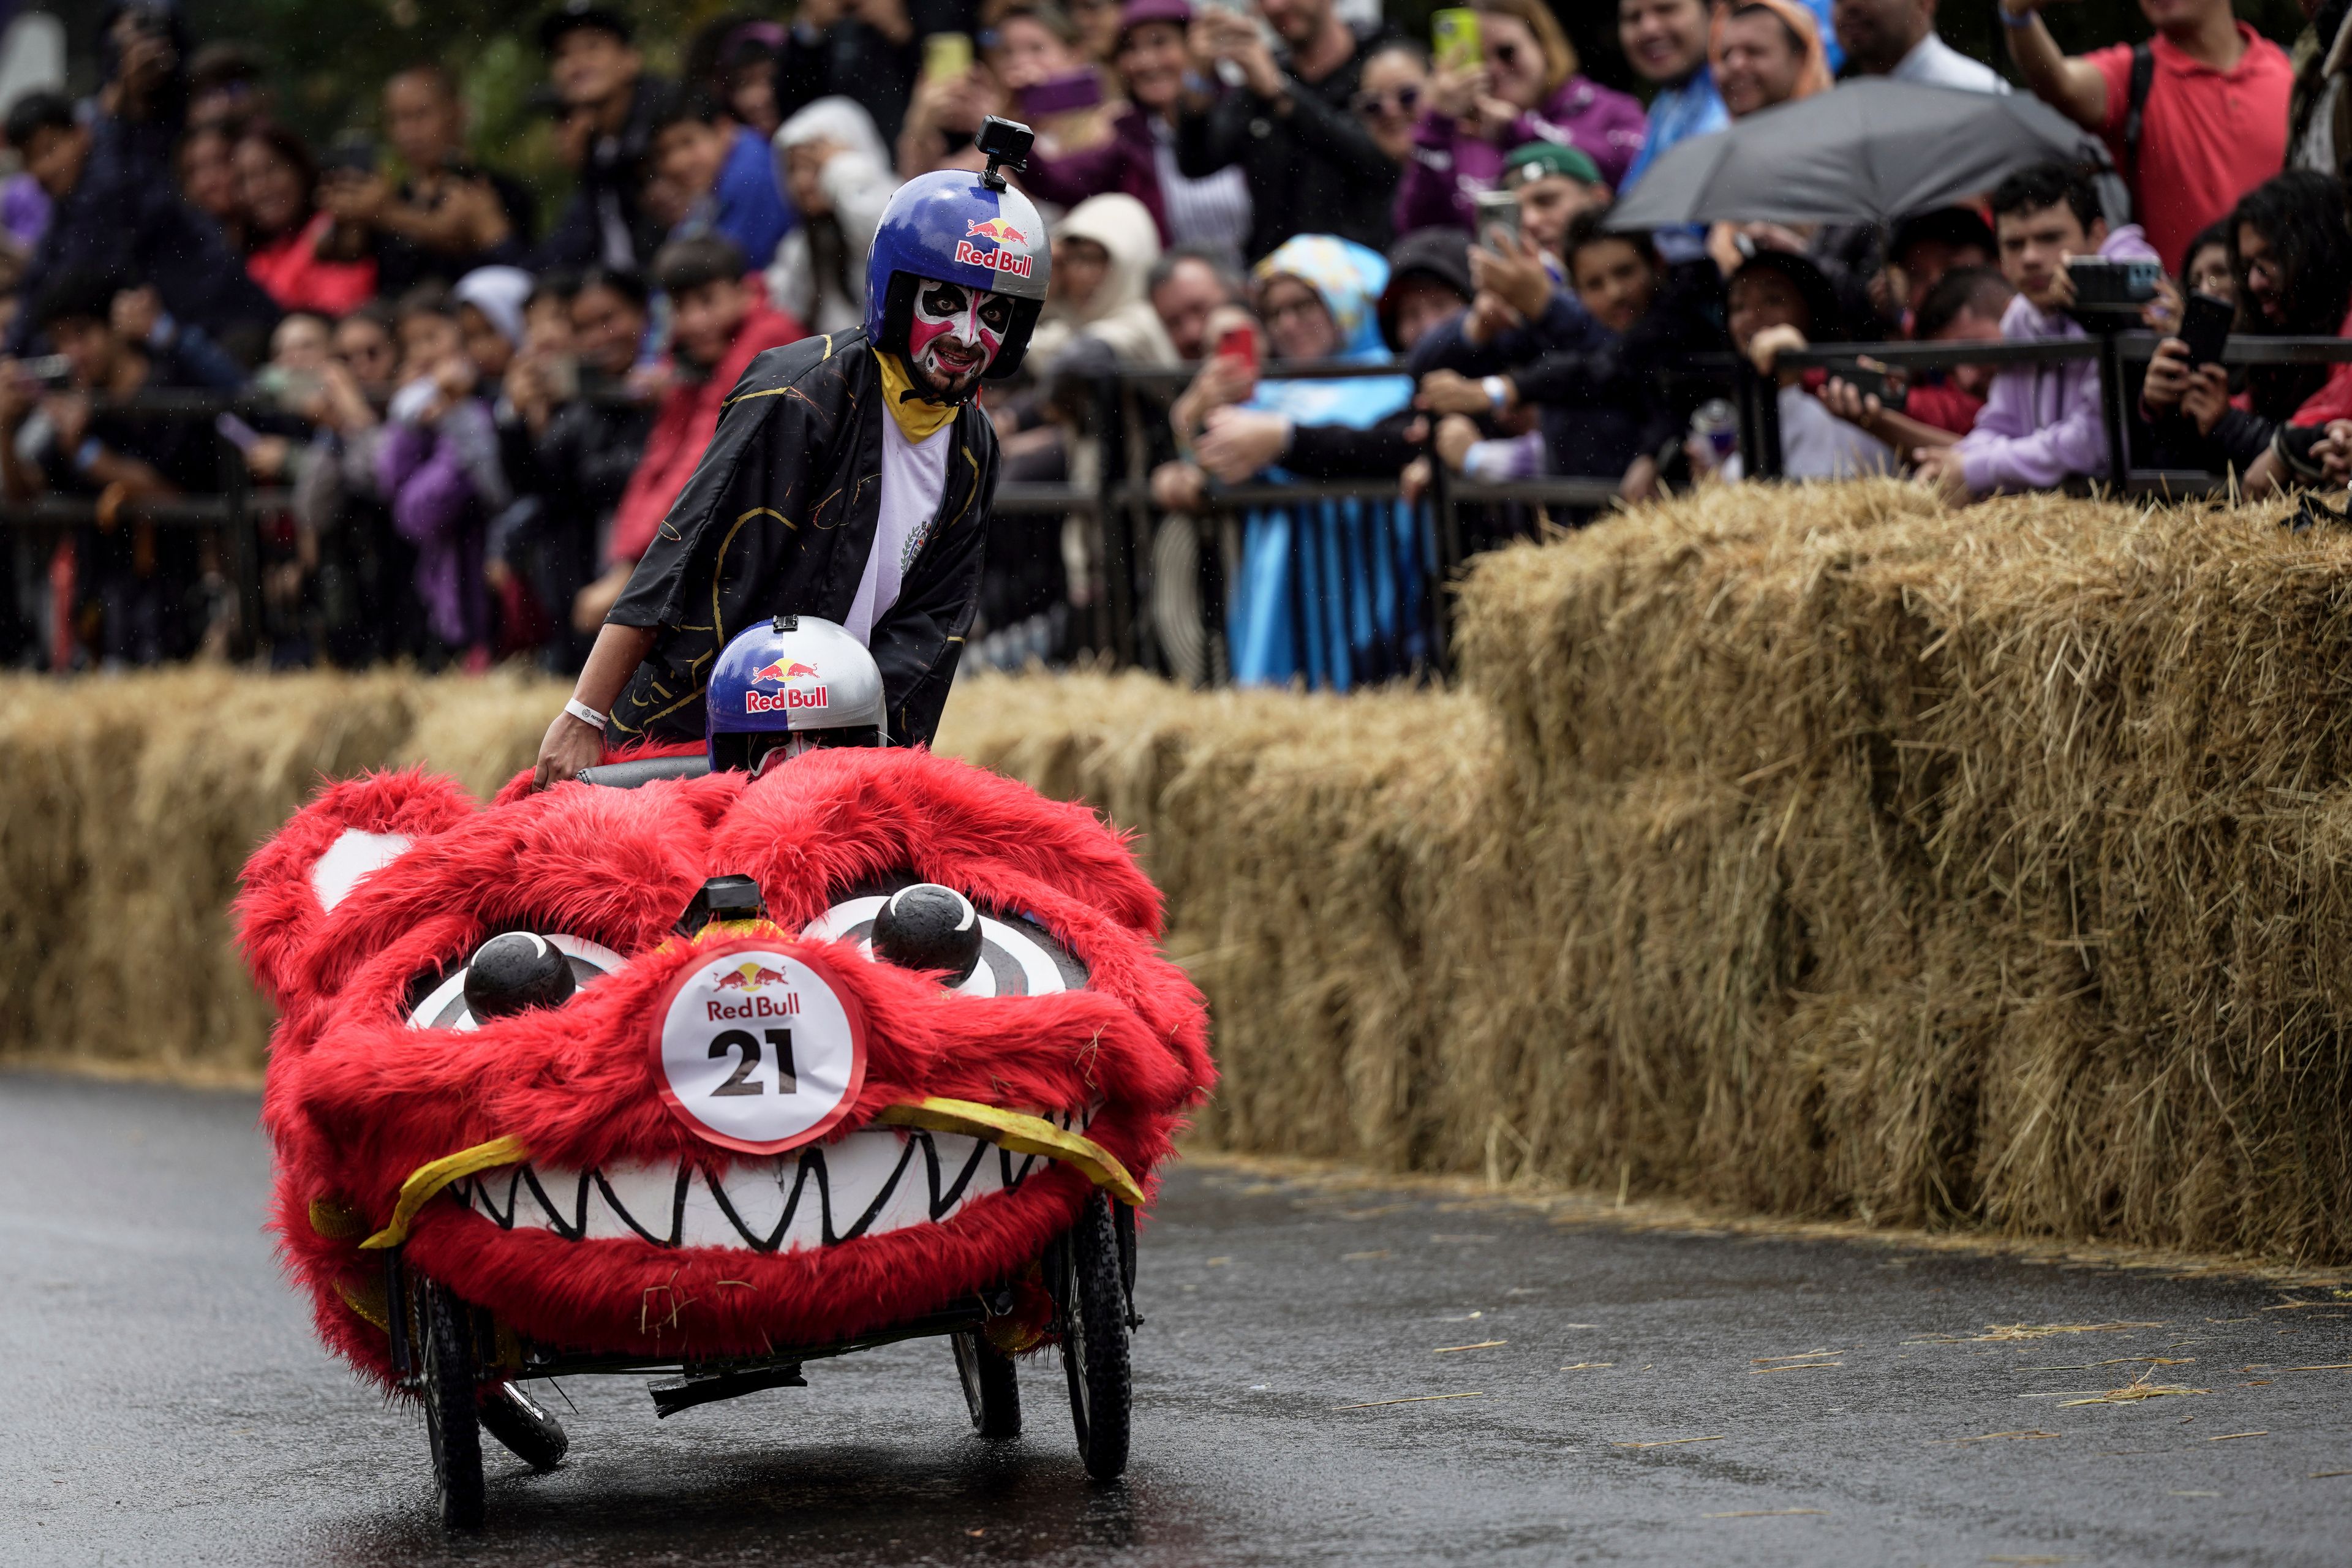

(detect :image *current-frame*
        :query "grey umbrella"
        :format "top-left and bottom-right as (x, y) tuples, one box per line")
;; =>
(1607, 80), (2117, 230)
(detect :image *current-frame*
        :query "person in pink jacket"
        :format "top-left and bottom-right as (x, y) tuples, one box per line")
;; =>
(1391, 0), (1645, 237)
(1913, 162), (2162, 500)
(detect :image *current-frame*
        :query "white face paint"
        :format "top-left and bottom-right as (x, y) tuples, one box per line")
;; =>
(907, 279), (1017, 399)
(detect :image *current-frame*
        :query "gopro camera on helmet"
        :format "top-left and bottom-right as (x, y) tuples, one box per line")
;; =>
(706, 616), (889, 775)
(975, 116), (1034, 190)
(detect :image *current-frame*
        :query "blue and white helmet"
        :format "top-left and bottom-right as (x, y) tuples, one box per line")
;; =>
(863, 159), (1050, 383)
(706, 617), (888, 775)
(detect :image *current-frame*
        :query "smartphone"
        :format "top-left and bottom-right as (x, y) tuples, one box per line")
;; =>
(1431, 8), (1480, 72)
(1021, 70), (1104, 117)
(922, 31), (973, 83)
(1472, 188), (1521, 245)
(1830, 357), (1906, 411)
(1215, 324), (1258, 375)
(323, 132), (377, 176)
(2180, 291), (2234, 368)
(19, 354), (71, 389)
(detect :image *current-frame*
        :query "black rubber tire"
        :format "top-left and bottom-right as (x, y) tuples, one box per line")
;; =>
(1060, 1191), (1132, 1480)
(952, 1329), (1022, 1438)
(421, 1283), (486, 1529)
(479, 1381), (569, 1472)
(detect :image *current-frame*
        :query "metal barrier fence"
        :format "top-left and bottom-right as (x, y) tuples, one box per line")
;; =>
(13, 331), (2348, 679)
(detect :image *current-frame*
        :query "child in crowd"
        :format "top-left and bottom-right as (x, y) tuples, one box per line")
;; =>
(651, 91), (795, 269)
(376, 282), (508, 669)
(1721, 248), (1896, 480)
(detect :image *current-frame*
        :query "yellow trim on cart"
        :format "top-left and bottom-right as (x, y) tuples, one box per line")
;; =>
(873, 1098), (1145, 1208)
(358, 1136), (529, 1250)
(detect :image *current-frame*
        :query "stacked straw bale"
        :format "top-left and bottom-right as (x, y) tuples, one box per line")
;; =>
(8, 481), (2352, 1260)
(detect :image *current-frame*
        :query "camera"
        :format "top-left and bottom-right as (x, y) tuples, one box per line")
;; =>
(2064, 257), (2162, 327)
(20, 355), (72, 390)
(975, 116), (1034, 189)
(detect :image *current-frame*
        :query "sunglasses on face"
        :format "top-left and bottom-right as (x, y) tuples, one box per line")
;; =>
(1491, 41), (1520, 67)
(1351, 83), (1420, 116)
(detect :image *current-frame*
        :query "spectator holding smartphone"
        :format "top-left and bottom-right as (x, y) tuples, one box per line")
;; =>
(537, 2), (677, 272)
(2000, 0), (2292, 280)
(2146, 176), (2352, 477)
(237, 124), (379, 317)
(1910, 162), (2161, 502)
(1391, 0), (1644, 237)
(1819, 265), (2015, 453)
(1175, 0), (1400, 262)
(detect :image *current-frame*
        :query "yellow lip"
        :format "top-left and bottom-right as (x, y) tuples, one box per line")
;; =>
(349, 1102), (1144, 1251)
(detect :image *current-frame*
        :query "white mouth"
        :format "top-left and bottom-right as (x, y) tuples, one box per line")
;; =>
(447, 1123), (1072, 1253)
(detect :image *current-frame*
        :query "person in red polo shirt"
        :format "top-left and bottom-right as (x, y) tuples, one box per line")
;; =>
(1999, 0), (2291, 277)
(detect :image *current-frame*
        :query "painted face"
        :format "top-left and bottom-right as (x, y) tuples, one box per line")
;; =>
(908, 278), (1017, 398)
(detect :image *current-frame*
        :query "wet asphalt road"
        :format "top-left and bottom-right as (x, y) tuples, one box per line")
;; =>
(7, 1074), (2352, 1567)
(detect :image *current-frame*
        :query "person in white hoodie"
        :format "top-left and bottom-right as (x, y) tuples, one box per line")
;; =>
(766, 97), (895, 335)
(1025, 191), (1178, 371)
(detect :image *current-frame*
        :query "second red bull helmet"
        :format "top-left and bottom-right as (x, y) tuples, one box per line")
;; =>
(706, 616), (889, 775)
(862, 148), (1050, 387)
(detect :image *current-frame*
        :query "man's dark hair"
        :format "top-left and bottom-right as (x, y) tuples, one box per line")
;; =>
(577, 265), (652, 311)
(2229, 170), (2352, 336)
(3, 90), (76, 151)
(1564, 207), (1655, 270)
(528, 268), (583, 313)
(652, 88), (733, 140)
(1988, 162), (2101, 233)
(396, 279), (457, 322)
(1913, 265), (2015, 341)
(337, 298), (398, 335)
(187, 42), (267, 97)
(34, 269), (126, 332)
(1147, 244), (1240, 300)
(540, 1), (635, 56)
(653, 234), (747, 295)
(1891, 206), (1997, 270)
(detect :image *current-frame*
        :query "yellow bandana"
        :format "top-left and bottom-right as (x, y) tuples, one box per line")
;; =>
(875, 352), (959, 442)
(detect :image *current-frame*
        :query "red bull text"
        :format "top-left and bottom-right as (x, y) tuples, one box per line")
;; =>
(952, 240), (1033, 278)
(745, 687), (829, 714)
(707, 991), (802, 1022)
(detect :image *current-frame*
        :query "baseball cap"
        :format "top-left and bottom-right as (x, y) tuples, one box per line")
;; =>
(540, 0), (633, 54)
(1499, 141), (1601, 190)
(1118, 0), (1193, 37)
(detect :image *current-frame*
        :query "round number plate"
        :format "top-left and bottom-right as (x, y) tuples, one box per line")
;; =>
(647, 939), (867, 1155)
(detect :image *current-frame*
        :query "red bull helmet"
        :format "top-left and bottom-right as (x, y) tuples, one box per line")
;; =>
(707, 616), (889, 775)
(863, 119), (1051, 394)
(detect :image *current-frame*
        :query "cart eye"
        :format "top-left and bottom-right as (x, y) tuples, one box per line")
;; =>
(802, 880), (1087, 997)
(406, 932), (625, 1030)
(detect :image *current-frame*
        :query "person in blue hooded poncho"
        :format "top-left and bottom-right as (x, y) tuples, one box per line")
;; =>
(1147, 236), (1422, 690)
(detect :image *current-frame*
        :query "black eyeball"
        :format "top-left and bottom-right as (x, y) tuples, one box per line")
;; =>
(464, 932), (576, 1020)
(870, 884), (983, 986)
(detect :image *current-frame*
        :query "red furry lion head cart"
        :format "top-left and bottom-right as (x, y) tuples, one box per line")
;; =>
(237, 747), (1213, 1526)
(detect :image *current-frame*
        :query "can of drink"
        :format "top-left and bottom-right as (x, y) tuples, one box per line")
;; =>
(1689, 398), (1738, 468)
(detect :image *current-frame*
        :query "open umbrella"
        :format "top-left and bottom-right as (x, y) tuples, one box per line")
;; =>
(1608, 79), (2117, 230)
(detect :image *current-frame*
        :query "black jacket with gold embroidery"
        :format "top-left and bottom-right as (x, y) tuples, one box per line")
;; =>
(605, 328), (998, 748)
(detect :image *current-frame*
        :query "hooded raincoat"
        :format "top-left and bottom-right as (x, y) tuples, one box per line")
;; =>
(1226, 236), (1421, 690)
(764, 99), (897, 337)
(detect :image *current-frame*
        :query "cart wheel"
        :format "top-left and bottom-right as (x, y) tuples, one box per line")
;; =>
(1060, 1191), (1131, 1480)
(420, 1283), (486, 1529)
(480, 1381), (568, 1472)
(952, 1330), (1022, 1438)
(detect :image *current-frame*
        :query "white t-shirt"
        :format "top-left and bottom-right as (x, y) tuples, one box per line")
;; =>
(844, 413), (954, 646)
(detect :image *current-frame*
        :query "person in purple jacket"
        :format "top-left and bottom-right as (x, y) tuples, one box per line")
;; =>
(1019, 0), (1253, 268)
(1911, 162), (2162, 502)
(1392, 0), (1646, 238)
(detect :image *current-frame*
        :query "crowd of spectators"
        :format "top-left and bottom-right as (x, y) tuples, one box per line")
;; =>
(4, 0), (2352, 679)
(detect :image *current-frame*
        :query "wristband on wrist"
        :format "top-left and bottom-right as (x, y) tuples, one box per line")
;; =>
(564, 698), (609, 730)
(1482, 375), (1511, 412)
(74, 436), (103, 474)
(1997, 3), (2037, 27)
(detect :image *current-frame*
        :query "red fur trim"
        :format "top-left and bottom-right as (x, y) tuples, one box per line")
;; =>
(242, 747), (1212, 1386)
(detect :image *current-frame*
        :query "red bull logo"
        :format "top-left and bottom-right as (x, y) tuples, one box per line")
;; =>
(706, 960), (804, 1021)
(749, 658), (819, 684)
(966, 217), (1027, 244)
(745, 687), (829, 715)
(952, 239), (1035, 279)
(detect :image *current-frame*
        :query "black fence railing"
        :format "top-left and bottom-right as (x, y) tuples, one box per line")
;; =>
(13, 332), (2351, 682)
